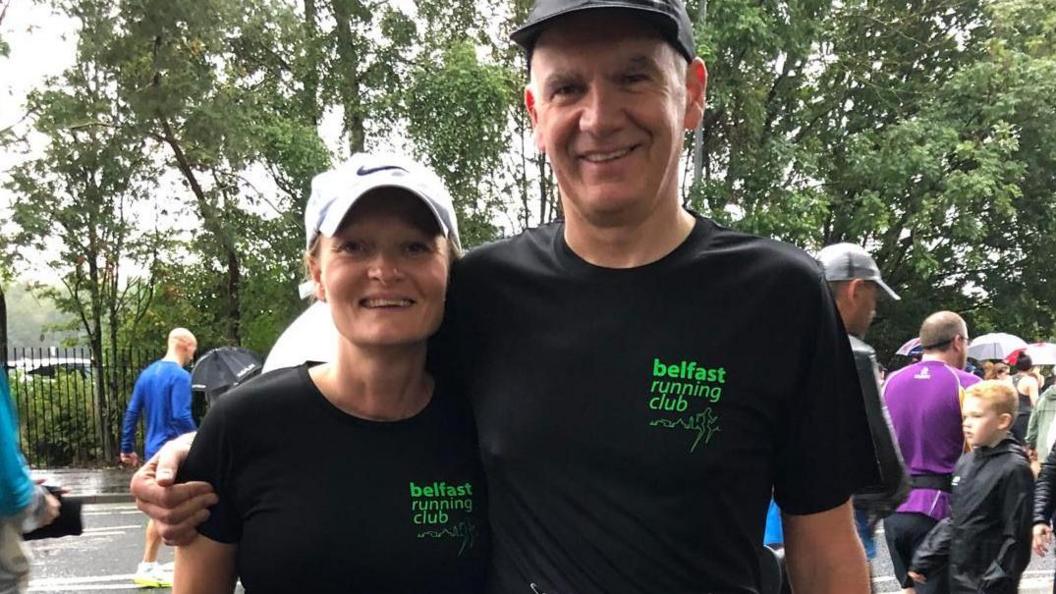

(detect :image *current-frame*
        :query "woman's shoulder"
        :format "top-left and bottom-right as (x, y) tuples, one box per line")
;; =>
(208, 365), (315, 420)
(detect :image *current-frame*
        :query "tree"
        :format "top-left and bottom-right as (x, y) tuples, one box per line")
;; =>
(5, 55), (160, 459)
(56, 0), (329, 347)
(405, 40), (516, 247)
(679, 0), (1056, 357)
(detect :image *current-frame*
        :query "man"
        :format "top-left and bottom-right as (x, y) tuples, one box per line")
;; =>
(130, 2), (880, 592)
(883, 311), (979, 594)
(817, 243), (909, 576)
(817, 243), (900, 340)
(119, 328), (197, 588)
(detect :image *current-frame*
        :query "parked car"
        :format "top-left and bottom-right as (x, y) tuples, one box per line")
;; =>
(5, 357), (93, 378)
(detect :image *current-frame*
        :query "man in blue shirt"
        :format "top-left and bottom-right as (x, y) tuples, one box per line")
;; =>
(120, 327), (197, 587)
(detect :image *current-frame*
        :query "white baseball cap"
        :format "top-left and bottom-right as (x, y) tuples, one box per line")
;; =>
(304, 152), (461, 252)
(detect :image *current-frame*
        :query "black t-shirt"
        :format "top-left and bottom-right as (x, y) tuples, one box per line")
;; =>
(443, 215), (879, 594)
(177, 365), (489, 594)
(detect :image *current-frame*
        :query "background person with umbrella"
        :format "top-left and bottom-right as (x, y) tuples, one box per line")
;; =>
(967, 332), (1028, 362)
(190, 346), (262, 414)
(119, 327), (198, 588)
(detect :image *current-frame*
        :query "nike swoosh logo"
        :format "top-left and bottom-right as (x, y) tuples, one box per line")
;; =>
(357, 165), (406, 176)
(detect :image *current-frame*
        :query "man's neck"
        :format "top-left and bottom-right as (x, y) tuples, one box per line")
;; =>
(921, 352), (959, 369)
(162, 351), (183, 366)
(563, 201), (696, 269)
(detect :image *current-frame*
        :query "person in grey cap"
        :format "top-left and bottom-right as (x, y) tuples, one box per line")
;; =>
(129, 2), (881, 593)
(765, 243), (908, 591)
(814, 244), (909, 586)
(816, 243), (901, 340)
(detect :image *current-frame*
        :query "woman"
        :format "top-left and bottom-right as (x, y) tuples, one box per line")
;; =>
(1010, 354), (1039, 443)
(1, 371), (60, 593)
(173, 154), (488, 593)
(983, 361), (1011, 383)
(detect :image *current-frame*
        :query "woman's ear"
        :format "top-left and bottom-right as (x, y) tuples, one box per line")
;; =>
(308, 257), (326, 303)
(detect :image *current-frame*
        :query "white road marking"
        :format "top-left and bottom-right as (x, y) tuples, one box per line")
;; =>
(29, 585), (145, 592)
(83, 525), (139, 532)
(28, 573), (144, 591)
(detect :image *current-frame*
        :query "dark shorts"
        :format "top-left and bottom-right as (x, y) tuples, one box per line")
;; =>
(883, 512), (948, 594)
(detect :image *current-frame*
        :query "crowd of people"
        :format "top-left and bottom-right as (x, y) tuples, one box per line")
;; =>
(4, 0), (1056, 593)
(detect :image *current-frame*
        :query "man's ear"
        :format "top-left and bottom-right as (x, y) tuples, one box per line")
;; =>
(525, 85), (544, 152)
(683, 57), (708, 130)
(998, 412), (1014, 431)
(848, 278), (868, 301)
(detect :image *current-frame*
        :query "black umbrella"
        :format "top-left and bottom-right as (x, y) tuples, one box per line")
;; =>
(191, 347), (262, 396)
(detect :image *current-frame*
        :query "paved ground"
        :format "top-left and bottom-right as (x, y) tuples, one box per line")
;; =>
(19, 470), (1056, 593)
(31, 468), (136, 502)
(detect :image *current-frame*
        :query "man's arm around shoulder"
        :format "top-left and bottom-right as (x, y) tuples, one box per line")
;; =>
(783, 499), (869, 594)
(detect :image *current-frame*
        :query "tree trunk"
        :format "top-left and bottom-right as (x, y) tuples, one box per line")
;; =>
(330, 0), (366, 153)
(226, 248), (241, 344)
(158, 116), (242, 344)
(301, 0), (321, 125)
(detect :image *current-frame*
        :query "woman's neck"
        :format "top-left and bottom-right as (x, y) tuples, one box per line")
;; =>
(309, 341), (433, 421)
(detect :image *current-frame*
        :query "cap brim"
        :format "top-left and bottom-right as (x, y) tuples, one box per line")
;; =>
(317, 183), (459, 252)
(511, 3), (691, 60)
(875, 278), (900, 301)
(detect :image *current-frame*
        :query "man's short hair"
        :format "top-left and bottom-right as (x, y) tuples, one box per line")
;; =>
(965, 380), (1018, 417)
(919, 311), (966, 352)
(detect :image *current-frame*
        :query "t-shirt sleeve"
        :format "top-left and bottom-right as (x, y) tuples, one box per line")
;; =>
(176, 400), (242, 543)
(773, 273), (881, 515)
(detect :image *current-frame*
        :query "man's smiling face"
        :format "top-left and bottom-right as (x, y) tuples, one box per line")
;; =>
(526, 10), (704, 228)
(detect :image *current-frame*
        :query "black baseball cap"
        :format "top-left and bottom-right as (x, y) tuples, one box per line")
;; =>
(511, 0), (696, 62)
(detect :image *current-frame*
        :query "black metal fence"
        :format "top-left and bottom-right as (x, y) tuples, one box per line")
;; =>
(4, 346), (162, 468)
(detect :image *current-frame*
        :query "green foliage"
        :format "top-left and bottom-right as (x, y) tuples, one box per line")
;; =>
(10, 370), (101, 467)
(2, 285), (78, 346)
(684, 0), (1056, 357)
(6, 0), (1056, 400)
(405, 40), (517, 247)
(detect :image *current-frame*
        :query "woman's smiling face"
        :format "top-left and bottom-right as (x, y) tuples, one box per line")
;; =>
(310, 190), (450, 350)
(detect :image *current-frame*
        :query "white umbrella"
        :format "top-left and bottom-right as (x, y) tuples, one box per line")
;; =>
(967, 332), (1028, 361)
(1022, 342), (1056, 366)
(262, 301), (338, 373)
(896, 337), (921, 357)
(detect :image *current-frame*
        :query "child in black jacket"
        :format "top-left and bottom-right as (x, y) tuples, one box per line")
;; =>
(908, 380), (1034, 594)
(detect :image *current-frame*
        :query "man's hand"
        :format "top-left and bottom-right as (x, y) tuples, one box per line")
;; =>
(120, 452), (140, 467)
(907, 570), (926, 584)
(129, 432), (217, 546)
(1033, 523), (1052, 556)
